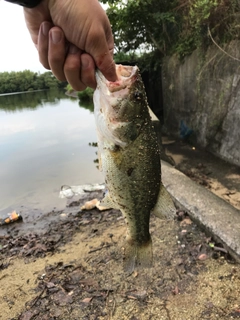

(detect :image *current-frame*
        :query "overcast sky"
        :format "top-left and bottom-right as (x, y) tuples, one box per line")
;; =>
(0, 1), (49, 73)
(0, 1), (108, 74)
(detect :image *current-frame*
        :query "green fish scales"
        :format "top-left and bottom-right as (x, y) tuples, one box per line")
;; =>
(94, 65), (175, 273)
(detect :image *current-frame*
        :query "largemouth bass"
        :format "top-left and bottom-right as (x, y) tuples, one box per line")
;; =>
(93, 65), (175, 273)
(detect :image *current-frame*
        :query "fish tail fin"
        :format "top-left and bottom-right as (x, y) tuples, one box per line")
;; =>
(152, 182), (176, 219)
(123, 238), (153, 274)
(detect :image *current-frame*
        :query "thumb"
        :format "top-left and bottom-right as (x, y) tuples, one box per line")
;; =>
(87, 30), (117, 82)
(94, 48), (117, 82)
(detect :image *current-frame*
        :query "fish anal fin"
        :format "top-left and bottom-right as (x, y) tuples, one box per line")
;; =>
(100, 192), (118, 209)
(123, 238), (153, 274)
(152, 182), (176, 219)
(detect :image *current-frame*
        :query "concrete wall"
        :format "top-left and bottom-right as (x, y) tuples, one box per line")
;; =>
(162, 40), (240, 166)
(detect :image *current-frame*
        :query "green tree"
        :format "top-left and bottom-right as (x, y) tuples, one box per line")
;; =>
(102, 0), (240, 60)
(103, 0), (179, 56)
(0, 70), (67, 94)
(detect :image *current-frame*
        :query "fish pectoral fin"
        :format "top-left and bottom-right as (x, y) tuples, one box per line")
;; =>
(152, 182), (176, 219)
(100, 193), (118, 209)
(123, 238), (153, 274)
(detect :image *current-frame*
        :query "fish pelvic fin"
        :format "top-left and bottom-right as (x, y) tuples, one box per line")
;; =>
(152, 182), (176, 219)
(123, 238), (153, 274)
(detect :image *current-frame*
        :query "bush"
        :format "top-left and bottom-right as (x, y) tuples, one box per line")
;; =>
(77, 87), (94, 103)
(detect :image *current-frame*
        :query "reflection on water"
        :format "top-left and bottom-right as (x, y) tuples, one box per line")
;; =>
(0, 89), (102, 219)
(0, 89), (67, 112)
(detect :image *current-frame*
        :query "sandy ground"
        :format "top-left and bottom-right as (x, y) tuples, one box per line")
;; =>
(0, 138), (240, 320)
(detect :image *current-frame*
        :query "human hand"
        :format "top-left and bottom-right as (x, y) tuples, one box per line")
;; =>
(24, 0), (117, 90)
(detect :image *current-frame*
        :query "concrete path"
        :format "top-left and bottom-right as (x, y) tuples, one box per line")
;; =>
(162, 161), (240, 262)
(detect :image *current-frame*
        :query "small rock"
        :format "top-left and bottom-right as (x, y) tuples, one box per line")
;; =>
(172, 286), (179, 295)
(82, 297), (92, 304)
(198, 253), (208, 261)
(127, 290), (147, 301)
(180, 218), (192, 226)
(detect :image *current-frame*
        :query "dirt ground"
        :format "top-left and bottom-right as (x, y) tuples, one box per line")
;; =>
(1, 138), (240, 320)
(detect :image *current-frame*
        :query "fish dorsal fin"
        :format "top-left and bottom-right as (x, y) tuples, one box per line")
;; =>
(100, 192), (118, 209)
(152, 182), (176, 219)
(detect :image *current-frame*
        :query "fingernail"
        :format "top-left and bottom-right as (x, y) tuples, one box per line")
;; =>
(42, 22), (50, 37)
(69, 45), (79, 54)
(81, 57), (89, 69)
(51, 30), (62, 44)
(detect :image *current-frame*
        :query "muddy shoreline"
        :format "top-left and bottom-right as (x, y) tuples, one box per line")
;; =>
(1, 189), (240, 319)
(1, 138), (240, 319)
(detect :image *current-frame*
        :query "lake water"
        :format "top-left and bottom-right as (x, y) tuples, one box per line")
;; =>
(0, 89), (103, 220)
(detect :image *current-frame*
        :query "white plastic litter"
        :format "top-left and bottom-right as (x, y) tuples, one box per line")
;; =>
(59, 184), (105, 199)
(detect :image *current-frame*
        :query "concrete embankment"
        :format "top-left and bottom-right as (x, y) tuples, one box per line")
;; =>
(162, 160), (240, 262)
(162, 40), (240, 167)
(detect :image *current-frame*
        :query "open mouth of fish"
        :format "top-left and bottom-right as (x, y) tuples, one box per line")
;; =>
(94, 65), (142, 148)
(96, 65), (139, 95)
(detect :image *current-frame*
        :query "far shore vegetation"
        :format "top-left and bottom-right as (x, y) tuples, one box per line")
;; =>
(0, 70), (66, 94)
(66, 83), (94, 103)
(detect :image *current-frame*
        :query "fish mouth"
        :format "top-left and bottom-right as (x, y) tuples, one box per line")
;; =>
(96, 65), (138, 93)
